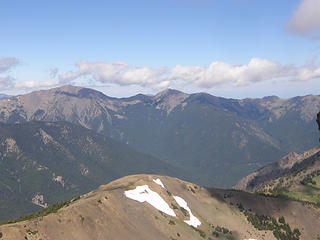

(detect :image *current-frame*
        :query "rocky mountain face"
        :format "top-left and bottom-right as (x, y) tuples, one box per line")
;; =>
(0, 174), (319, 240)
(234, 146), (320, 206)
(0, 121), (183, 222)
(234, 147), (320, 191)
(0, 85), (319, 187)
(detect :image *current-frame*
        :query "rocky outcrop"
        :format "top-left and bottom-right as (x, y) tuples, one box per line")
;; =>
(234, 147), (320, 191)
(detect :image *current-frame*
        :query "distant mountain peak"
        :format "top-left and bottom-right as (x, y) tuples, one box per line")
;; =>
(262, 95), (280, 101)
(50, 85), (111, 100)
(153, 89), (189, 114)
(53, 84), (83, 92)
(154, 88), (187, 99)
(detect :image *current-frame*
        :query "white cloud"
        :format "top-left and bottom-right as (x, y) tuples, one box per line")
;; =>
(56, 59), (320, 91)
(4, 57), (320, 95)
(0, 57), (20, 73)
(170, 58), (293, 88)
(286, 0), (320, 39)
(59, 61), (129, 83)
(14, 80), (59, 90)
(58, 60), (168, 88)
(119, 66), (167, 86)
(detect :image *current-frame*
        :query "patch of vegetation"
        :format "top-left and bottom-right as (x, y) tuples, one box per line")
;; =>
(223, 192), (233, 199)
(192, 227), (206, 238)
(301, 175), (316, 185)
(0, 196), (80, 225)
(80, 215), (85, 224)
(154, 215), (159, 220)
(104, 196), (108, 200)
(212, 231), (219, 237)
(177, 232), (180, 237)
(180, 207), (189, 217)
(269, 186), (320, 206)
(300, 170), (320, 185)
(26, 229), (38, 235)
(213, 225), (233, 237)
(169, 220), (175, 225)
(167, 190), (172, 196)
(190, 187), (195, 193)
(159, 210), (167, 218)
(0, 232), (2, 238)
(245, 212), (301, 240)
(97, 199), (102, 204)
(171, 203), (178, 210)
(236, 202), (244, 212)
(278, 216), (285, 224)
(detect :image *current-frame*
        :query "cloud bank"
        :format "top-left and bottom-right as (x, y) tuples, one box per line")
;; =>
(2, 57), (320, 94)
(59, 61), (168, 88)
(56, 58), (320, 89)
(286, 0), (320, 39)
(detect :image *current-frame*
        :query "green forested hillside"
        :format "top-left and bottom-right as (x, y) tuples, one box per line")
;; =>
(0, 121), (183, 221)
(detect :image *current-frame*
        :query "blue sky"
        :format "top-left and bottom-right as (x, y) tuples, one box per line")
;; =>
(1, 0), (320, 98)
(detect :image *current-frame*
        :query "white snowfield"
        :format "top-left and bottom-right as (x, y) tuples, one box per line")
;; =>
(124, 185), (176, 217)
(173, 196), (201, 228)
(153, 178), (165, 189)
(124, 179), (201, 228)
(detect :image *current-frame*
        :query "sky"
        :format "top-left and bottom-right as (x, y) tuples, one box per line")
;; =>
(1, 0), (320, 99)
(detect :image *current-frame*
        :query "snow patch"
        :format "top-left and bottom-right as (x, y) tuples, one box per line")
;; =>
(153, 178), (165, 189)
(52, 175), (65, 187)
(32, 194), (48, 208)
(125, 185), (176, 217)
(173, 196), (201, 228)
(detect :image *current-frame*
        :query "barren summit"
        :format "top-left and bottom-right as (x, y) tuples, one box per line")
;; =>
(1, 174), (318, 240)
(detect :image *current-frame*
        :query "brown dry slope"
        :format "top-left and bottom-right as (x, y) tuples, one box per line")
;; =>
(0, 174), (319, 240)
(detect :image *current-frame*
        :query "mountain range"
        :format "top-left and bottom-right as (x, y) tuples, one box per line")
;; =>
(0, 85), (319, 187)
(0, 94), (10, 100)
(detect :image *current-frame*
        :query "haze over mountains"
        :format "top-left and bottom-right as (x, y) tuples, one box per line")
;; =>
(0, 85), (319, 187)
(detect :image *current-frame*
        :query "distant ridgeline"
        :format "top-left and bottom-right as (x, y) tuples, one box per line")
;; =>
(0, 85), (320, 187)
